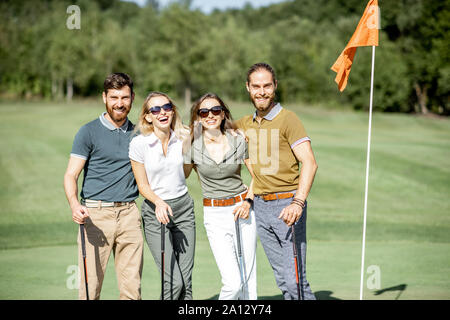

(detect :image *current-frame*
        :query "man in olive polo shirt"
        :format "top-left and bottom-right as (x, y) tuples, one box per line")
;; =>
(63, 73), (143, 300)
(235, 63), (318, 300)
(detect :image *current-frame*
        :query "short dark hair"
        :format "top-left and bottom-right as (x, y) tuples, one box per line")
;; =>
(103, 73), (134, 95)
(246, 62), (277, 84)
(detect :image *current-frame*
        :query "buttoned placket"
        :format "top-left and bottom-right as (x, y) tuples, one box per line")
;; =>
(201, 136), (234, 173)
(147, 131), (178, 160)
(163, 136), (176, 158)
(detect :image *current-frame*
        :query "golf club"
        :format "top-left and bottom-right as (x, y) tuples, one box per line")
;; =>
(80, 223), (89, 300)
(235, 218), (246, 300)
(291, 225), (302, 300)
(161, 222), (165, 300)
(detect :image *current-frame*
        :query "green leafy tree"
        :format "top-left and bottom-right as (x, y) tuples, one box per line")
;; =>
(146, 3), (209, 106)
(381, 0), (450, 114)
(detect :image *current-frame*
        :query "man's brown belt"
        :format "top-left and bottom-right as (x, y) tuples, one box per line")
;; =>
(260, 192), (295, 201)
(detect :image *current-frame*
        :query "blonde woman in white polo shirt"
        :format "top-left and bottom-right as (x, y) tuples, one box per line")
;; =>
(129, 92), (195, 300)
(184, 93), (257, 300)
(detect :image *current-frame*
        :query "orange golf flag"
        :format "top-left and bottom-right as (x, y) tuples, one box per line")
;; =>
(331, 0), (379, 91)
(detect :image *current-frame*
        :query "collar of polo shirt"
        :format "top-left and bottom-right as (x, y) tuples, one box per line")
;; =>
(252, 102), (282, 122)
(99, 112), (130, 132)
(147, 129), (178, 147)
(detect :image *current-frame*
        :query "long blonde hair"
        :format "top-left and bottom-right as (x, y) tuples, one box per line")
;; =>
(136, 92), (189, 146)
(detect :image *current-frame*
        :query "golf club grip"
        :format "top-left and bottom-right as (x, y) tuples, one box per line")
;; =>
(291, 225), (297, 257)
(80, 224), (87, 257)
(161, 223), (165, 252)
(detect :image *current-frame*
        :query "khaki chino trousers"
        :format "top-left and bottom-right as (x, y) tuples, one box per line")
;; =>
(77, 201), (144, 300)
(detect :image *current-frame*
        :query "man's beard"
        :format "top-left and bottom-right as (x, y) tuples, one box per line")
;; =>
(106, 102), (129, 124)
(252, 94), (275, 113)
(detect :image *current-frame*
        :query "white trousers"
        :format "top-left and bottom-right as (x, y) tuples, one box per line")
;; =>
(203, 202), (257, 300)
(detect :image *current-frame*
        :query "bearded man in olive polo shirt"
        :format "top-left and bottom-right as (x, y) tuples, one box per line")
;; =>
(235, 63), (318, 300)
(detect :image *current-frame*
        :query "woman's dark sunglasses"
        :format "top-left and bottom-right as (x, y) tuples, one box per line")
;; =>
(197, 106), (223, 118)
(148, 103), (173, 115)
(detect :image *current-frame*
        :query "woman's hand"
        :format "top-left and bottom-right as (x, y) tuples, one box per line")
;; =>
(154, 199), (173, 225)
(232, 201), (251, 221)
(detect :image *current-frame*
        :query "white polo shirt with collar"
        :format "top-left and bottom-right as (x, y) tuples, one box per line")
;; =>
(129, 130), (188, 200)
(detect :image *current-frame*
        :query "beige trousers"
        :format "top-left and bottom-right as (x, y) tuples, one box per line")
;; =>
(78, 202), (144, 300)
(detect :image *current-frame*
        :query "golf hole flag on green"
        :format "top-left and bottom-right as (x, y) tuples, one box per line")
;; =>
(331, 0), (380, 300)
(331, 0), (379, 92)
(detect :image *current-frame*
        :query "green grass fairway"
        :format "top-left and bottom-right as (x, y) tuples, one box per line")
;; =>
(0, 241), (448, 300)
(0, 99), (449, 300)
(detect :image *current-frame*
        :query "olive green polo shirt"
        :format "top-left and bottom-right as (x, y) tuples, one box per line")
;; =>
(234, 103), (310, 195)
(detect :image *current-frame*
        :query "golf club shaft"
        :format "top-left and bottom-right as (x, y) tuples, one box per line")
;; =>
(235, 218), (246, 299)
(80, 224), (89, 300)
(235, 219), (242, 257)
(161, 222), (165, 300)
(291, 225), (301, 300)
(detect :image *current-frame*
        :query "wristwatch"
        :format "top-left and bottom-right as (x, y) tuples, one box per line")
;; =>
(244, 198), (254, 206)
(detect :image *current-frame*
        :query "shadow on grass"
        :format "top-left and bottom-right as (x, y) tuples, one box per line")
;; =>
(258, 290), (341, 300)
(373, 284), (407, 300)
(206, 290), (341, 300)
(314, 291), (341, 300)
(259, 294), (283, 300)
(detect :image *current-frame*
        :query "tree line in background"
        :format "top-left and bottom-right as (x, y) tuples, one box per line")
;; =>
(0, 0), (448, 114)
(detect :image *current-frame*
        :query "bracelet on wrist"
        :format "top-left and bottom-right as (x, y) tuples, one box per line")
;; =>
(291, 198), (305, 208)
(291, 201), (304, 209)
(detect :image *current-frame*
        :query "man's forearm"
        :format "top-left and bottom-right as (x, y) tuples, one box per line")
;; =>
(295, 160), (318, 202)
(64, 173), (80, 208)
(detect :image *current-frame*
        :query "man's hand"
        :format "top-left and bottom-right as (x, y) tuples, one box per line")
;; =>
(278, 203), (303, 226)
(71, 203), (90, 224)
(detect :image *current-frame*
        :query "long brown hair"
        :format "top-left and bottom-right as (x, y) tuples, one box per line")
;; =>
(189, 93), (233, 143)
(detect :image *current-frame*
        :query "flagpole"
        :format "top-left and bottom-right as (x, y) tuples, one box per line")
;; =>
(360, 45), (376, 300)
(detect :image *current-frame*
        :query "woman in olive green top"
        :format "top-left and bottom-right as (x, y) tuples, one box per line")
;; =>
(184, 93), (257, 300)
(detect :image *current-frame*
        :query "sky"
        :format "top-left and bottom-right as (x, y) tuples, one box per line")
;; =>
(125, 0), (287, 14)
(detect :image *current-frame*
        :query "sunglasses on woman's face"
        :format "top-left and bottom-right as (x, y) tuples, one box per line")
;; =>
(197, 106), (223, 118)
(148, 103), (173, 115)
